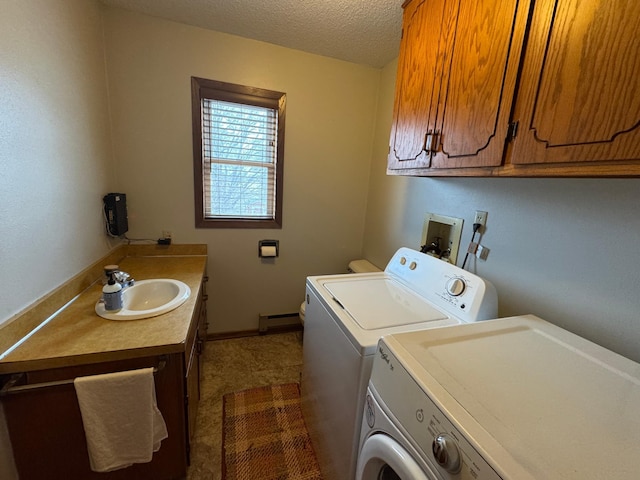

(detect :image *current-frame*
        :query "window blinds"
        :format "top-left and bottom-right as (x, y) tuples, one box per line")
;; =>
(201, 99), (278, 219)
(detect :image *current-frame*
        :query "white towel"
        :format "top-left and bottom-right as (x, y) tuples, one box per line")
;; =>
(74, 367), (168, 472)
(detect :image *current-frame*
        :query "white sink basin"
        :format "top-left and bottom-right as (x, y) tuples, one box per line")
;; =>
(95, 279), (191, 321)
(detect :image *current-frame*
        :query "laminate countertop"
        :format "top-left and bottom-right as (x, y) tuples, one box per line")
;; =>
(0, 255), (207, 374)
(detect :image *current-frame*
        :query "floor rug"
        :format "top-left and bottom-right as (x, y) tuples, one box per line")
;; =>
(222, 383), (323, 480)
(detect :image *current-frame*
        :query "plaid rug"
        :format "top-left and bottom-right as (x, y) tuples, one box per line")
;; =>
(222, 383), (323, 480)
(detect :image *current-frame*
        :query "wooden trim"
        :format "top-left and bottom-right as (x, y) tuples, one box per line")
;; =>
(191, 77), (286, 229)
(126, 244), (208, 257)
(195, 218), (281, 229)
(387, 158), (640, 177)
(206, 324), (303, 342)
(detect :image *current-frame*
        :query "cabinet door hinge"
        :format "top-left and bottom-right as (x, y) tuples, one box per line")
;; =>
(506, 121), (519, 142)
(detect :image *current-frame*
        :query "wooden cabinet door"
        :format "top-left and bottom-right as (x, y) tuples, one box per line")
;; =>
(3, 356), (187, 480)
(511, 0), (640, 166)
(388, 0), (449, 171)
(430, 0), (531, 169)
(389, 0), (531, 172)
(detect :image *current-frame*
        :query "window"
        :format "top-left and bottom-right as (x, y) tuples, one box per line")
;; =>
(191, 77), (286, 228)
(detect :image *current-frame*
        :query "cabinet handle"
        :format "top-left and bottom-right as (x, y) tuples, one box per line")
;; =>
(431, 130), (441, 153)
(425, 130), (441, 154)
(425, 131), (433, 152)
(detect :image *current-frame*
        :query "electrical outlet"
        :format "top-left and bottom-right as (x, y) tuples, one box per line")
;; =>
(162, 230), (172, 239)
(474, 211), (488, 227)
(476, 244), (490, 260)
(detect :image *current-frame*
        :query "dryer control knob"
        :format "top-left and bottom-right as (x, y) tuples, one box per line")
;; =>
(446, 277), (466, 296)
(432, 433), (462, 473)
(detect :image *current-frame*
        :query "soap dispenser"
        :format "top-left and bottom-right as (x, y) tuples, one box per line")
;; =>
(102, 273), (123, 311)
(102, 264), (119, 285)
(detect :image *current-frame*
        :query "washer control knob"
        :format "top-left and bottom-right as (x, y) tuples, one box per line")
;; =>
(446, 277), (466, 296)
(432, 433), (462, 473)
(400, 257), (407, 265)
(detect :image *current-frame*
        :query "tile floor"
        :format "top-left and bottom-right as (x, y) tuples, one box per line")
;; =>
(186, 331), (304, 480)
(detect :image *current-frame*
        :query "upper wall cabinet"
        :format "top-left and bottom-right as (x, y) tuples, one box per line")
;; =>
(388, 0), (532, 172)
(389, 0), (640, 177)
(510, 0), (640, 173)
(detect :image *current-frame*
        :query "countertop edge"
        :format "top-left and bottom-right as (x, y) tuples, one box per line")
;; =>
(0, 344), (186, 375)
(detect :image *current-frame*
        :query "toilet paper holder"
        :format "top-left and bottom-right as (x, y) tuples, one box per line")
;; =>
(258, 239), (279, 258)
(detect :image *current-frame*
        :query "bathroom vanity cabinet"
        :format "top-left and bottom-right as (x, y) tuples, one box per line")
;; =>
(2, 354), (187, 479)
(390, 0), (640, 177)
(0, 253), (208, 480)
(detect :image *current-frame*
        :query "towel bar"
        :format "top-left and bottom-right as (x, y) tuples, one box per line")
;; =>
(0, 356), (167, 397)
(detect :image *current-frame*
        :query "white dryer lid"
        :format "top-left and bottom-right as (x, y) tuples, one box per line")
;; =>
(323, 277), (448, 330)
(386, 315), (640, 480)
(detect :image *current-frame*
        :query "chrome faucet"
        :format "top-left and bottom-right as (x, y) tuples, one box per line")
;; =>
(103, 266), (135, 288)
(113, 270), (135, 288)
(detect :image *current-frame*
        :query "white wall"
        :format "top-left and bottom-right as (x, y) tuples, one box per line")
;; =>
(101, 8), (380, 333)
(0, 0), (115, 325)
(364, 60), (640, 363)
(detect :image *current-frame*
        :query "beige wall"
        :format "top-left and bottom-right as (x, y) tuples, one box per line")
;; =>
(4, 0), (639, 474)
(0, 0), (116, 327)
(2, 0), (637, 370)
(364, 59), (640, 363)
(0, 0), (116, 476)
(102, 7), (380, 333)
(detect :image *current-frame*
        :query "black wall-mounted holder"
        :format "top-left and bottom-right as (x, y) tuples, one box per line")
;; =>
(258, 239), (279, 258)
(103, 193), (128, 236)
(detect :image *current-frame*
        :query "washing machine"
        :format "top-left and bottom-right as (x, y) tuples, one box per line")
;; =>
(358, 389), (443, 480)
(358, 314), (640, 479)
(301, 247), (498, 479)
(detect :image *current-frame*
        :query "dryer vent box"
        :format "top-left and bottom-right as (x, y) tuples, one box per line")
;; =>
(421, 213), (463, 264)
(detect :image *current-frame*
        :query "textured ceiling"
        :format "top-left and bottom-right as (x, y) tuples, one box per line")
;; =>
(99, 0), (403, 68)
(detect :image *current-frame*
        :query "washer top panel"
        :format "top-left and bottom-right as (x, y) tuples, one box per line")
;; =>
(323, 277), (449, 330)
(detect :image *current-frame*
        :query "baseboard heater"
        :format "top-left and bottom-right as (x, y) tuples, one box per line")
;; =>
(258, 312), (300, 334)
